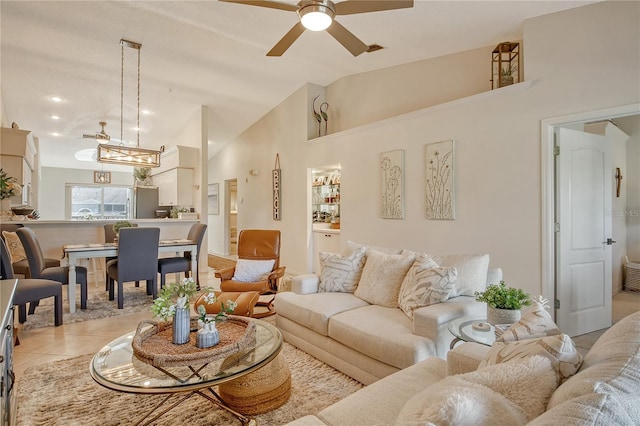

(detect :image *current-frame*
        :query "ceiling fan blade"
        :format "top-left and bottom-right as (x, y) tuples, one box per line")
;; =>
(267, 22), (306, 56)
(325, 20), (368, 56)
(219, 0), (299, 12)
(335, 0), (413, 16)
(81, 134), (94, 139)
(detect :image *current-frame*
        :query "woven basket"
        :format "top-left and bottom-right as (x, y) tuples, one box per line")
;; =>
(132, 316), (256, 367)
(625, 257), (640, 292)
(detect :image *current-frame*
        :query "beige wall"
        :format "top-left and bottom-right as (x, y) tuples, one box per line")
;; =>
(207, 1), (640, 298)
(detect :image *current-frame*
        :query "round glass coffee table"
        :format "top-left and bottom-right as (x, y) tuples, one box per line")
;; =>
(90, 318), (283, 426)
(448, 317), (496, 349)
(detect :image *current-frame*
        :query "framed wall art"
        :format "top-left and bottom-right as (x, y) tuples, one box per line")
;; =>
(207, 183), (219, 215)
(380, 149), (405, 219)
(93, 171), (111, 184)
(425, 140), (455, 220)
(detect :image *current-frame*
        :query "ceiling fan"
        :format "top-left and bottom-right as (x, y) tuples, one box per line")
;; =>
(220, 0), (414, 56)
(81, 121), (111, 143)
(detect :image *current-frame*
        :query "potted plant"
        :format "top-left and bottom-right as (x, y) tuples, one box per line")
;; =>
(112, 221), (133, 243)
(133, 167), (152, 186)
(475, 281), (531, 325)
(500, 64), (517, 87)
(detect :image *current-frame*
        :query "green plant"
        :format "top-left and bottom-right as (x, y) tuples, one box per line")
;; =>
(0, 168), (21, 200)
(474, 281), (531, 310)
(151, 278), (199, 320)
(500, 64), (518, 77)
(133, 167), (152, 181)
(112, 220), (133, 235)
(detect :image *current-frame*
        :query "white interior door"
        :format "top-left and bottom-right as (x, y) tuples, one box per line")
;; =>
(556, 127), (612, 336)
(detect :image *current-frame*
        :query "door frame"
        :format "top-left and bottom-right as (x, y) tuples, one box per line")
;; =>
(540, 103), (640, 320)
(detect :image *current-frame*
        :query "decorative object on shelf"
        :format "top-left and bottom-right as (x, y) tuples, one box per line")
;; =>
(425, 140), (455, 220)
(273, 153), (281, 221)
(151, 278), (199, 345)
(491, 42), (520, 90)
(133, 167), (152, 186)
(313, 95), (322, 137)
(472, 322), (492, 332)
(94, 171), (111, 184)
(475, 281), (532, 325)
(0, 168), (21, 200)
(11, 122), (19, 130)
(321, 101), (329, 136)
(312, 96), (329, 137)
(208, 183), (219, 215)
(97, 39), (161, 168)
(380, 149), (405, 219)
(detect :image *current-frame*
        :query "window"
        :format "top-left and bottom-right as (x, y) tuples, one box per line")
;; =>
(67, 185), (132, 220)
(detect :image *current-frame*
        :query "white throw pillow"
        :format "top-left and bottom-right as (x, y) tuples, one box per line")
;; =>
(318, 247), (367, 293)
(354, 249), (415, 308)
(431, 253), (490, 296)
(479, 334), (583, 384)
(232, 259), (275, 282)
(497, 301), (561, 342)
(397, 253), (458, 318)
(396, 356), (557, 425)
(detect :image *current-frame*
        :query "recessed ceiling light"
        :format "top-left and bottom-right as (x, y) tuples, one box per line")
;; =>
(50, 96), (62, 103)
(51, 115), (60, 120)
(51, 132), (60, 136)
(141, 109), (151, 115)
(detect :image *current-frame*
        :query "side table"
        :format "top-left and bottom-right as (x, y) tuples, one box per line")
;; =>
(448, 317), (496, 349)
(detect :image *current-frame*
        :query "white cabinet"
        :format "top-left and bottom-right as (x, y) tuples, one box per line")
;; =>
(0, 128), (36, 207)
(154, 168), (193, 207)
(313, 230), (341, 274)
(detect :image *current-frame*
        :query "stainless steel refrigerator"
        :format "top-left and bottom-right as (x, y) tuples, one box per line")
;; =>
(133, 187), (159, 218)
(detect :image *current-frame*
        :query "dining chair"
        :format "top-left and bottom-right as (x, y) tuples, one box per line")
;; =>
(157, 223), (207, 289)
(1, 235), (63, 327)
(16, 227), (88, 310)
(1, 223), (60, 278)
(106, 227), (160, 309)
(103, 223), (138, 291)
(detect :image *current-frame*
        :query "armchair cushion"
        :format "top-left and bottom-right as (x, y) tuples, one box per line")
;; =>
(430, 253), (490, 296)
(231, 259), (275, 282)
(353, 249), (415, 307)
(318, 247), (366, 293)
(2, 231), (26, 263)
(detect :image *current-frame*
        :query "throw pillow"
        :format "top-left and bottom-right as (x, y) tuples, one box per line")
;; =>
(497, 301), (561, 342)
(430, 253), (490, 296)
(342, 240), (403, 257)
(397, 253), (458, 318)
(231, 259), (275, 282)
(354, 249), (415, 307)
(2, 231), (26, 263)
(479, 334), (583, 384)
(396, 355), (557, 425)
(318, 247), (367, 293)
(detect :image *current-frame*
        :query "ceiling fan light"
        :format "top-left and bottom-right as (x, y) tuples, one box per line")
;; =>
(299, 4), (334, 31)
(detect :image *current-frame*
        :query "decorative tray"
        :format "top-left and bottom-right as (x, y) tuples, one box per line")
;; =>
(132, 316), (256, 367)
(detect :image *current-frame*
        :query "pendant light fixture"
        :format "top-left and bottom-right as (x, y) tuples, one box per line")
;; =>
(97, 39), (161, 168)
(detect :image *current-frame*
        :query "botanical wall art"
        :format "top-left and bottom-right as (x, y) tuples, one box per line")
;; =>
(207, 183), (219, 215)
(381, 149), (405, 219)
(425, 140), (455, 220)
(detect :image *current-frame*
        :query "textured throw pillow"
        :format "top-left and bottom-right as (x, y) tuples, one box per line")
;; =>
(232, 259), (275, 282)
(2, 231), (26, 263)
(431, 253), (490, 296)
(396, 356), (557, 426)
(397, 253), (458, 318)
(318, 247), (367, 293)
(354, 249), (415, 307)
(479, 334), (583, 384)
(497, 301), (561, 342)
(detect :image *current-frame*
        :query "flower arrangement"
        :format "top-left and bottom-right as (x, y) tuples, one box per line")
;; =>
(0, 169), (22, 200)
(474, 281), (532, 310)
(112, 220), (133, 235)
(151, 278), (199, 320)
(196, 294), (237, 324)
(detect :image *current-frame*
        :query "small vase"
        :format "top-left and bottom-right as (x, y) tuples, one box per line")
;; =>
(172, 307), (191, 345)
(487, 306), (521, 325)
(196, 322), (220, 349)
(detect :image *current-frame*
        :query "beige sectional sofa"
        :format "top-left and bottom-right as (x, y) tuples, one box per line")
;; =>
(275, 242), (502, 385)
(287, 311), (640, 425)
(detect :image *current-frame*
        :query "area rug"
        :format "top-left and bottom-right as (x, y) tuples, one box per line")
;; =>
(16, 341), (363, 425)
(19, 284), (156, 331)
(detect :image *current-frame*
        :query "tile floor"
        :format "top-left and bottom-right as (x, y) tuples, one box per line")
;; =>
(12, 273), (640, 380)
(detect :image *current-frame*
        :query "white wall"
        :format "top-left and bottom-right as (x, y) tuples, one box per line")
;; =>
(208, 1), (640, 298)
(619, 115), (640, 262)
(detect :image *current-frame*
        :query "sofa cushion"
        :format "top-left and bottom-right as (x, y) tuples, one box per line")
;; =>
(497, 301), (561, 342)
(479, 334), (583, 384)
(430, 253), (490, 296)
(398, 253), (458, 318)
(547, 311), (640, 409)
(328, 305), (436, 369)
(231, 258), (275, 282)
(354, 249), (415, 308)
(274, 291), (369, 336)
(528, 392), (639, 425)
(2, 230), (26, 263)
(318, 247), (366, 293)
(396, 356), (557, 425)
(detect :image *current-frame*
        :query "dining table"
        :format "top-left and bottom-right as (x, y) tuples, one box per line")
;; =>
(63, 239), (198, 313)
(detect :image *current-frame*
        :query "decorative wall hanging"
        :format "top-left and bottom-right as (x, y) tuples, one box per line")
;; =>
(491, 42), (520, 90)
(207, 183), (219, 215)
(425, 140), (455, 220)
(273, 153), (281, 220)
(381, 149), (405, 219)
(94, 171), (111, 184)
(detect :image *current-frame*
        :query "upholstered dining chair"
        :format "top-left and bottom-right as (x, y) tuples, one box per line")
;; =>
(103, 223), (138, 291)
(1, 235), (63, 328)
(1, 223), (60, 278)
(16, 227), (88, 311)
(106, 227), (160, 309)
(216, 229), (285, 318)
(158, 223), (207, 289)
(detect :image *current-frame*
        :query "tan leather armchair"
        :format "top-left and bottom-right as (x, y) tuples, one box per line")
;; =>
(193, 290), (260, 318)
(215, 229), (285, 317)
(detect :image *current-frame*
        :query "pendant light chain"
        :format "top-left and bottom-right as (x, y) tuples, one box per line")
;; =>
(136, 44), (141, 148)
(120, 41), (124, 146)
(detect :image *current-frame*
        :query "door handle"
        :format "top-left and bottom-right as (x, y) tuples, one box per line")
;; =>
(604, 238), (617, 245)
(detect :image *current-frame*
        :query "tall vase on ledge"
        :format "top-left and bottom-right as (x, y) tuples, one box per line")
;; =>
(172, 296), (191, 345)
